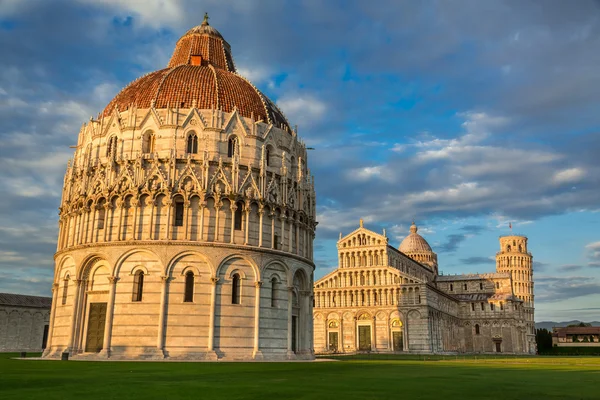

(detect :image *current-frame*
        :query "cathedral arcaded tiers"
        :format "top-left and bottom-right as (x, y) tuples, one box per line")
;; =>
(43, 16), (316, 361)
(314, 222), (536, 355)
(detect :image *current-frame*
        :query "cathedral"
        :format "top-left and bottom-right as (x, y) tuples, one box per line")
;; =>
(43, 16), (316, 361)
(313, 221), (536, 354)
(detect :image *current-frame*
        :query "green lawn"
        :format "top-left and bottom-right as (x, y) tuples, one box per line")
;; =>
(0, 353), (599, 399)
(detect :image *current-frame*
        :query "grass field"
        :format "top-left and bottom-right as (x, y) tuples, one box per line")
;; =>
(0, 353), (599, 399)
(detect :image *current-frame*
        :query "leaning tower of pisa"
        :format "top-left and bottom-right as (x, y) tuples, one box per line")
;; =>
(496, 235), (536, 353)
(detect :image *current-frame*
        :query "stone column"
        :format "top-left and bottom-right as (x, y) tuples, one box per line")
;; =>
(207, 277), (219, 353)
(403, 319), (409, 351)
(147, 198), (155, 240)
(90, 207), (98, 243)
(230, 203), (237, 244)
(270, 212), (275, 249)
(184, 201), (190, 240)
(116, 201), (124, 241)
(66, 279), (83, 354)
(258, 207), (264, 247)
(103, 203), (112, 242)
(354, 316), (358, 351)
(165, 200), (173, 240)
(252, 281), (263, 359)
(156, 275), (170, 357)
(288, 218), (293, 252)
(280, 217), (286, 251)
(287, 286), (294, 358)
(372, 316), (377, 351)
(214, 202), (221, 242)
(42, 283), (60, 357)
(295, 223), (300, 255)
(244, 206), (250, 245)
(99, 276), (118, 358)
(131, 200), (139, 240)
(199, 202), (206, 241)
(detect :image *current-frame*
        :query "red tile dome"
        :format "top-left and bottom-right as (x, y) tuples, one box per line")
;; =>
(102, 15), (290, 131)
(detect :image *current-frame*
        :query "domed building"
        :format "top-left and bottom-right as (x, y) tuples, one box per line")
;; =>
(399, 222), (438, 274)
(314, 221), (535, 354)
(43, 16), (316, 361)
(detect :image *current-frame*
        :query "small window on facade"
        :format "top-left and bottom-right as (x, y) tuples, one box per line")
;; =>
(234, 202), (243, 230)
(228, 136), (237, 158)
(496, 282), (500, 289)
(184, 271), (194, 302)
(174, 200), (184, 227)
(479, 282), (483, 290)
(491, 303), (495, 311)
(132, 271), (144, 302)
(232, 273), (241, 304)
(271, 277), (277, 307)
(500, 302), (504, 310)
(481, 302), (484, 311)
(450, 284), (453, 291)
(471, 303), (475, 311)
(143, 132), (155, 154)
(186, 133), (198, 154)
(61, 279), (69, 305)
(463, 283), (467, 291)
(475, 324), (480, 335)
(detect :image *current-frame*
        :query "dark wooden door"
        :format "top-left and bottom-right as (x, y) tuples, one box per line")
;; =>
(292, 316), (297, 353)
(85, 303), (107, 353)
(393, 331), (403, 351)
(495, 342), (502, 353)
(328, 332), (339, 352)
(358, 325), (371, 351)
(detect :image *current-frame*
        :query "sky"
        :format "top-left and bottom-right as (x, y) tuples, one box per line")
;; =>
(1, 0), (600, 322)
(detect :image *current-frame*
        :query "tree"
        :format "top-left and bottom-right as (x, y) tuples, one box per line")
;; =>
(567, 322), (591, 327)
(535, 328), (553, 352)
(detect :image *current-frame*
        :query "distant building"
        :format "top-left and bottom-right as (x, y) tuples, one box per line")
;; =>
(0, 293), (52, 352)
(313, 221), (536, 354)
(552, 327), (600, 347)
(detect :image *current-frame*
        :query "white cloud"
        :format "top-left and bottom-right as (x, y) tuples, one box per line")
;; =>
(76, 0), (185, 29)
(236, 65), (273, 84)
(553, 167), (586, 185)
(277, 94), (327, 126)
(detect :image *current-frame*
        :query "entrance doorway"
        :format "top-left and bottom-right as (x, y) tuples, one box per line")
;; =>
(85, 303), (107, 353)
(358, 325), (371, 351)
(292, 316), (298, 353)
(392, 331), (403, 351)
(495, 341), (502, 353)
(329, 332), (339, 352)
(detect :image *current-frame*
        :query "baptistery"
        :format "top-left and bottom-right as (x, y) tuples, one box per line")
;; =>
(43, 16), (316, 360)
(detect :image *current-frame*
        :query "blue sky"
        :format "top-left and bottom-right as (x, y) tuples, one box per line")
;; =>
(1, 0), (600, 322)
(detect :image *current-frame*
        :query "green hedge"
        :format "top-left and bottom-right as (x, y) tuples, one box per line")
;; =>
(539, 346), (600, 356)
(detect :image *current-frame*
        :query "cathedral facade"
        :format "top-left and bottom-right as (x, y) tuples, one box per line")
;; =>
(43, 17), (316, 361)
(313, 221), (536, 354)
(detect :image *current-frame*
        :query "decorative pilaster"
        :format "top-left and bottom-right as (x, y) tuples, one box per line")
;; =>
(156, 275), (171, 357)
(258, 206), (264, 247)
(287, 286), (295, 358)
(42, 283), (60, 357)
(207, 277), (219, 359)
(252, 281), (263, 359)
(66, 279), (84, 354)
(99, 276), (119, 358)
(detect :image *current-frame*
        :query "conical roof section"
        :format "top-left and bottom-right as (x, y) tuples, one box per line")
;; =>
(101, 15), (291, 131)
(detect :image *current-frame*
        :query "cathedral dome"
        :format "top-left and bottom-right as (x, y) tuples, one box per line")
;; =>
(102, 14), (290, 131)
(399, 222), (432, 253)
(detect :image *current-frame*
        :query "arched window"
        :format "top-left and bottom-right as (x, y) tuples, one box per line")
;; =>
(142, 131), (155, 154)
(231, 273), (241, 304)
(174, 198), (184, 227)
(479, 282), (483, 290)
(450, 284), (453, 291)
(97, 198), (106, 230)
(186, 133), (198, 154)
(496, 282), (500, 289)
(184, 271), (194, 302)
(132, 270), (144, 302)
(463, 283), (467, 290)
(506, 245), (511, 252)
(106, 136), (118, 159)
(234, 201), (243, 231)
(61, 278), (69, 305)
(471, 303), (475, 311)
(271, 277), (277, 307)
(228, 136), (238, 158)
(475, 324), (480, 335)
